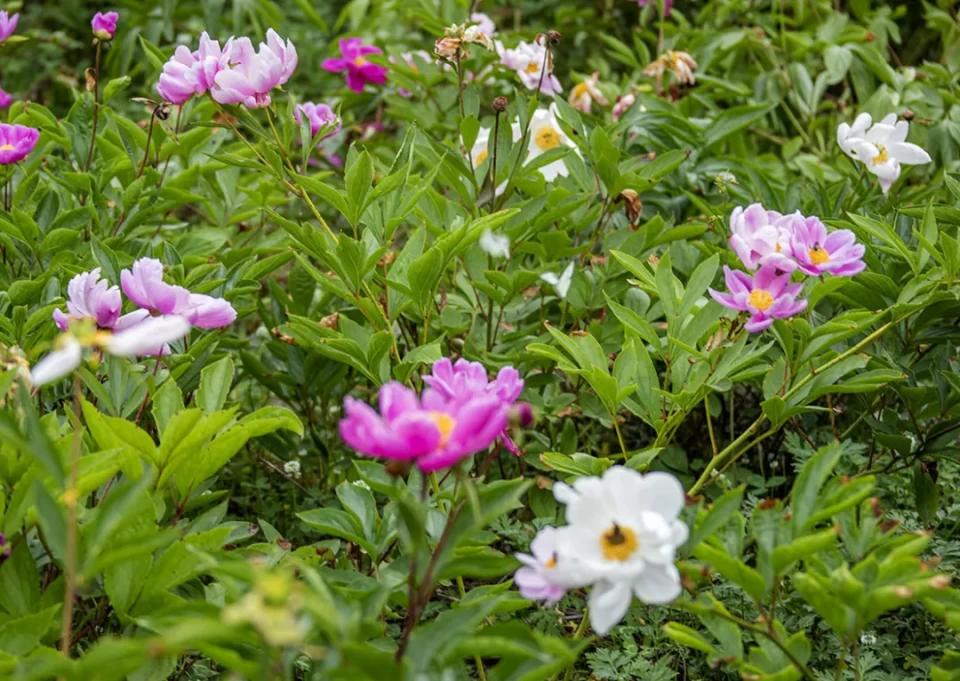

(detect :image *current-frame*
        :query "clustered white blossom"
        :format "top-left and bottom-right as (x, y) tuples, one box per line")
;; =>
(515, 467), (688, 634)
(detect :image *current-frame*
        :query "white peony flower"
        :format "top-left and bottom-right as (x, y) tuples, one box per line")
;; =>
(512, 105), (579, 182)
(836, 113), (932, 193)
(552, 467), (688, 635)
(480, 229), (510, 258)
(470, 126), (492, 167)
(540, 261), (575, 299)
(29, 337), (83, 387)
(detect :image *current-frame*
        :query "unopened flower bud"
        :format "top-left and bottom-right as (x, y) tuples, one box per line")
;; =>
(514, 402), (534, 427)
(546, 30), (561, 45)
(492, 96), (508, 112)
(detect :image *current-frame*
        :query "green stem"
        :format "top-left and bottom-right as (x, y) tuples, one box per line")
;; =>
(83, 42), (102, 172)
(60, 376), (83, 657)
(690, 316), (901, 495)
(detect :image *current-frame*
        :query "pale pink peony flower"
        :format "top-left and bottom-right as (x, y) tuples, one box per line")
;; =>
(498, 40), (562, 96)
(0, 11), (19, 44)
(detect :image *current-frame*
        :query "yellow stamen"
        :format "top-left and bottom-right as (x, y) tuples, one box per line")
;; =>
(534, 126), (561, 151)
(775, 243), (782, 253)
(572, 82), (589, 98)
(872, 145), (889, 166)
(429, 411), (456, 447)
(600, 523), (639, 562)
(353, 56), (368, 67)
(0, 144), (13, 151)
(808, 246), (829, 265)
(525, 62), (540, 74)
(544, 553), (557, 569)
(474, 148), (489, 165)
(748, 289), (774, 311)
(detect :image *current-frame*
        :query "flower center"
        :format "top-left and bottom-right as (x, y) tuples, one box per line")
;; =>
(544, 552), (558, 569)
(525, 62), (541, 74)
(872, 145), (889, 166)
(808, 244), (830, 265)
(474, 148), (489, 165)
(600, 523), (639, 562)
(0, 144), (14, 151)
(429, 411), (456, 447)
(572, 82), (589, 99)
(535, 126), (561, 151)
(353, 56), (368, 67)
(748, 289), (774, 311)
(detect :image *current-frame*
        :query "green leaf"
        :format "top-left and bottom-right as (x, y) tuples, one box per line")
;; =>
(196, 356), (235, 413)
(693, 542), (766, 602)
(791, 442), (843, 532)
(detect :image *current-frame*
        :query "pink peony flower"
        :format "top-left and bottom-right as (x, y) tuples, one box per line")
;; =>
(53, 268), (122, 331)
(514, 527), (569, 604)
(788, 215), (865, 277)
(91, 11), (119, 40)
(0, 11), (18, 44)
(709, 265), (807, 333)
(295, 102), (341, 137)
(728, 203), (797, 272)
(157, 30), (295, 108)
(422, 357), (526, 456)
(120, 257), (236, 329)
(339, 371), (511, 472)
(498, 40), (562, 96)
(0, 87), (11, 109)
(211, 30), (297, 108)
(322, 38), (388, 93)
(194, 32), (238, 92)
(0, 124), (39, 164)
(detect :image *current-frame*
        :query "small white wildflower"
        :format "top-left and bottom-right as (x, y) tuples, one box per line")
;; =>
(480, 230), (510, 258)
(540, 261), (575, 299)
(860, 632), (877, 646)
(283, 460), (302, 479)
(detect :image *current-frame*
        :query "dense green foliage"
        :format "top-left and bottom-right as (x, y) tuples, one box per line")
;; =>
(0, 0), (959, 679)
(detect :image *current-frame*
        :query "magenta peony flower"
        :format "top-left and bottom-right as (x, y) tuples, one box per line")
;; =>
(53, 268), (122, 331)
(728, 203), (797, 272)
(120, 257), (236, 329)
(339, 376), (510, 472)
(322, 38), (387, 93)
(211, 30), (297, 108)
(295, 102), (341, 137)
(788, 215), (866, 277)
(91, 11), (119, 40)
(0, 124), (39, 165)
(0, 87), (11, 109)
(422, 357), (526, 456)
(0, 11), (18, 44)
(709, 265), (807, 333)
